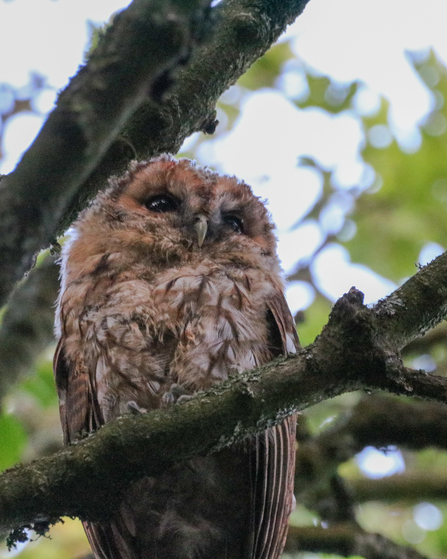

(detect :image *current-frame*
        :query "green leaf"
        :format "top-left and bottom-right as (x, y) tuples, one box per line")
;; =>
(298, 294), (332, 347)
(0, 413), (27, 470)
(238, 41), (294, 90)
(21, 358), (57, 409)
(297, 73), (359, 114)
(346, 53), (447, 281)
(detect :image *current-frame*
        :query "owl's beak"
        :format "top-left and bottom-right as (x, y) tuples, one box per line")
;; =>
(194, 215), (208, 247)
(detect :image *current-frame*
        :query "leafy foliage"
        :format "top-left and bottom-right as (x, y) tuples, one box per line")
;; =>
(348, 53), (447, 280)
(0, 412), (26, 470)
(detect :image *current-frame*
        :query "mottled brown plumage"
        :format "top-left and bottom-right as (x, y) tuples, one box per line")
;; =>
(54, 155), (299, 559)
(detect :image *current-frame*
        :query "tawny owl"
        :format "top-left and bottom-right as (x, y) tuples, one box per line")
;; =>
(54, 155), (299, 559)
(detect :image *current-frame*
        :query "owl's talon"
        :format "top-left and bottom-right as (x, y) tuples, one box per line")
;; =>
(162, 383), (193, 407)
(177, 394), (194, 404)
(127, 401), (148, 415)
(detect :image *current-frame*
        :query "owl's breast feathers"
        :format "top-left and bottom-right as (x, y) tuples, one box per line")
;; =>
(57, 255), (297, 423)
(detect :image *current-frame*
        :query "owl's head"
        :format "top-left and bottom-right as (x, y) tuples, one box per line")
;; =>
(68, 155), (281, 275)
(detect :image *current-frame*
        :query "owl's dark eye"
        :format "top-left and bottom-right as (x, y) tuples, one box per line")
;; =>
(222, 213), (244, 234)
(144, 194), (180, 213)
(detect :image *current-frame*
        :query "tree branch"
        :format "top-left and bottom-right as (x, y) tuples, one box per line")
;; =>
(293, 394), (447, 517)
(69, 0), (310, 229)
(285, 524), (429, 559)
(351, 472), (447, 503)
(404, 321), (447, 354)
(2, 253), (447, 532)
(0, 0), (310, 307)
(374, 251), (447, 351)
(295, 394), (447, 499)
(0, 0), (204, 307)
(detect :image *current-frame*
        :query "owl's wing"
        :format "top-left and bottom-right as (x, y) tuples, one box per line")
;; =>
(249, 289), (299, 559)
(266, 287), (300, 355)
(53, 339), (103, 445)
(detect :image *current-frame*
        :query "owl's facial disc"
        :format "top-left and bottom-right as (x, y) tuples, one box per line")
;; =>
(194, 214), (208, 248)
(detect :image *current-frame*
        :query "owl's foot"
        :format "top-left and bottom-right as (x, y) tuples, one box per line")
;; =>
(127, 401), (148, 415)
(162, 383), (194, 407)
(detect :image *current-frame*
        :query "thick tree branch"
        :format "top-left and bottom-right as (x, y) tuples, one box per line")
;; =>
(295, 395), (447, 500)
(374, 251), (447, 351)
(325, 395), (447, 452)
(64, 0), (310, 231)
(2, 253), (447, 532)
(351, 472), (447, 503)
(0, 0), (203, 307)
(404, 321), (447, 354)
(285, 524), (429, 559)
(0, 0), (310, 307)
(293, 394), (447, 518)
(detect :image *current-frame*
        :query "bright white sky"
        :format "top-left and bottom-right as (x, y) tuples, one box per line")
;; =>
(0, 0), (446, 314)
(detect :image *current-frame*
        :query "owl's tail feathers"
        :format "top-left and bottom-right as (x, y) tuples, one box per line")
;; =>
(83, 512), (139, 559)
(249, 415), (297, 559)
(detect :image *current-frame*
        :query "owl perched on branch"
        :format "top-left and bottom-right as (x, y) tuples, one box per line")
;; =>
(54, 155), (299, 559)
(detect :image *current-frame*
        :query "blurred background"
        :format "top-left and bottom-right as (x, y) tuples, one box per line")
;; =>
(1, 0), (447, 557)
